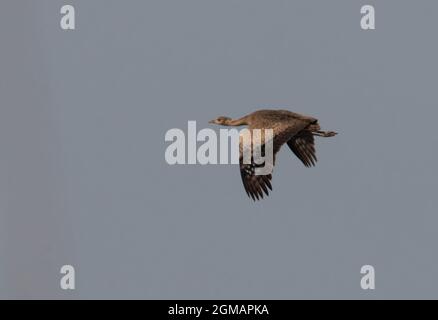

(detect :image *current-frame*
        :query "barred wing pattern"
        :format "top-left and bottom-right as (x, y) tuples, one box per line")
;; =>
(239, 155), (273, 200)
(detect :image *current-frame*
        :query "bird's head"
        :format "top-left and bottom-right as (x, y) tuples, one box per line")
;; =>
(209, 116), (232, 125)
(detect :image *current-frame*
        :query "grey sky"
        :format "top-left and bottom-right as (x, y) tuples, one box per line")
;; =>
(1, 0), (437, 299)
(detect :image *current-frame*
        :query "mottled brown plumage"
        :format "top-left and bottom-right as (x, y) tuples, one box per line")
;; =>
(209, 109), (337, 200)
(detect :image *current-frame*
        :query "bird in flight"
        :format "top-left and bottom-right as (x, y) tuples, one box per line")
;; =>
(209, 109), (337, 200)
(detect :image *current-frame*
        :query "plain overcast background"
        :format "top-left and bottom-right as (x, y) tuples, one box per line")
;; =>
(1, 0), (437, 299)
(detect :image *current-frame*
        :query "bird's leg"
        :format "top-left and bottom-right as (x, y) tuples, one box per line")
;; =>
(313, 130), (337, 137)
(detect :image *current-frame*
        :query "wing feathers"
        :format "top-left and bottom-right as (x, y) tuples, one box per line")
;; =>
(287, 131), (317, 167)
(239, 162), (272, 201)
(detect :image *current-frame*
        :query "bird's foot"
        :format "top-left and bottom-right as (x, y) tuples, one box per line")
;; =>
(313, 131), (338, 137)
(325, 131), (337, 137)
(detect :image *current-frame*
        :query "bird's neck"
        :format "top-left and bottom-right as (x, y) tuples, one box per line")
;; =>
(225, 116), (249, 126)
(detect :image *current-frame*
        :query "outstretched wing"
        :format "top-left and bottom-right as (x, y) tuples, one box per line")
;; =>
(239, 157), (273, 200)
(238, 130), (276, 201)
(238, 116), (314, 200)
(287, 131), (317, 167)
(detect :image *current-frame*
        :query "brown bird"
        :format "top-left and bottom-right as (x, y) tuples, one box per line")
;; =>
(209, 109), (337, 200)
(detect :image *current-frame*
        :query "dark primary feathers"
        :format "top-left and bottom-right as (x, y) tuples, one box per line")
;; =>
(287, 131), (317, 168)
(239, 143), (274, 201)
(209, 109), (337, 200)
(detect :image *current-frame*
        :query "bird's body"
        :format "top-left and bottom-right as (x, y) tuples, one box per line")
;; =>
(209, 109), (337, 200)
